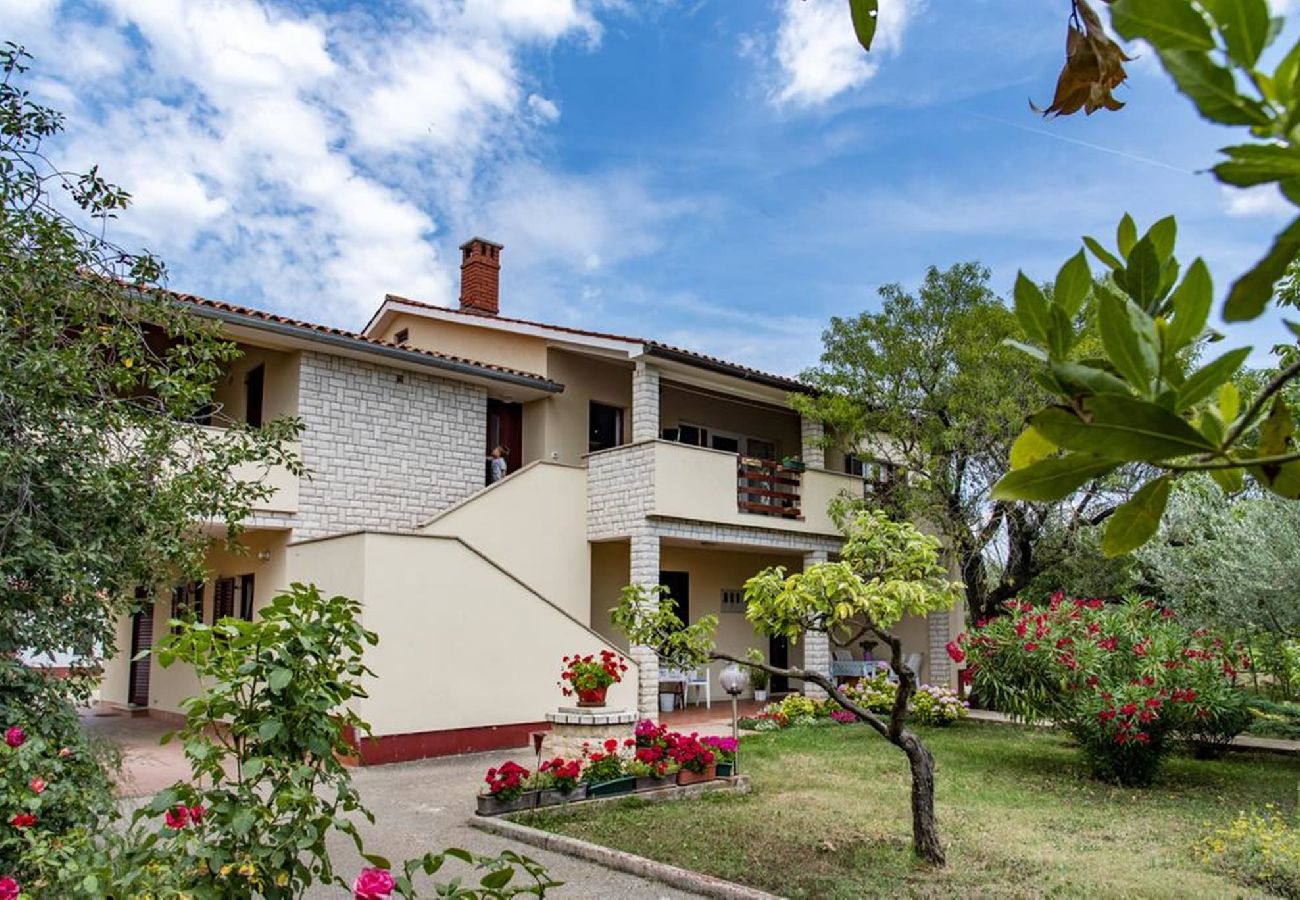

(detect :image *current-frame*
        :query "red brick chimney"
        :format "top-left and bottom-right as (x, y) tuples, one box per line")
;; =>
(459, 237), (503, 316)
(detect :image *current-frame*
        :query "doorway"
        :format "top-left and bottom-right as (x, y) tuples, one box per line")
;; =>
(127, 608), (153, 708)
(659, 570), (690, 626)
(486, 399), (523, 483)
(769, 635), (790, 693)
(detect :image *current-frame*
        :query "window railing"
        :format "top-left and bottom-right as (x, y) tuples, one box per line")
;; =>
(736, 457), (801, 519)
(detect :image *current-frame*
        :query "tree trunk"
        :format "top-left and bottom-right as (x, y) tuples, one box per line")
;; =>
(899, 732), (944, 865)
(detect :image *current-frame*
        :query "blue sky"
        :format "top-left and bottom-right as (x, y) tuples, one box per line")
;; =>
(3, 0), (1295, 374)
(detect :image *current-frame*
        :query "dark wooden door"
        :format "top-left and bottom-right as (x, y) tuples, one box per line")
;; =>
(486, 399), (523, 482)
(127, 609), (153, 708)
(770, 636), (790, 693)
(245, 364), (265, 428)
(659, 571), (690, 625)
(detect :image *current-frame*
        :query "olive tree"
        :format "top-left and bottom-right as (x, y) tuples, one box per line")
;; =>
(613, 505), (961, 865)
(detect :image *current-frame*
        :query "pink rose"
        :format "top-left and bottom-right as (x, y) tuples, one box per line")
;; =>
(0, 875), (18, 900)
(353, 867), (396, 900)
(4, 728), (24, 749)
(29, 778), (45, 794)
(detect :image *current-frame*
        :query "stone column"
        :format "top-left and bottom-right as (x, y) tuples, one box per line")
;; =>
(800, 416), (825, 469)
(630, 528), (661, 720)
(927, 609), (952, 687)
(801, 550), (831, 697)
(631, 361), (660, 443)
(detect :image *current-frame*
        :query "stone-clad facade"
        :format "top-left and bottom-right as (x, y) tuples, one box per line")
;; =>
(296, 351), (486, 539)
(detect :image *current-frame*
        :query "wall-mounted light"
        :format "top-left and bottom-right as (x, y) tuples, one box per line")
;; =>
(257, 550), (272, 562)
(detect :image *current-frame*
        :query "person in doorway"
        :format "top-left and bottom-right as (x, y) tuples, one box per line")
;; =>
(488, 445), (509, 483)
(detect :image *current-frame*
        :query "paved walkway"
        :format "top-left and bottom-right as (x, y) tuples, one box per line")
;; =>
(84, 709), (703, 898)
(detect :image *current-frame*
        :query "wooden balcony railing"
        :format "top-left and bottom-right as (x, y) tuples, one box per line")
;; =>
(736, 457), (801, 519)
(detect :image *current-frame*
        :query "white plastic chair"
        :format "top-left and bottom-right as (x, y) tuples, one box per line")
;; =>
(684, 667), (711, 708)
(903, 653), (923, 679)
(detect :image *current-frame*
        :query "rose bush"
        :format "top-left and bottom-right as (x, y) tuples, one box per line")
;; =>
(962, 594), (1250, 785)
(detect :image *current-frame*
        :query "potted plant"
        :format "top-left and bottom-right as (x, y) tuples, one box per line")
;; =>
(669, 733), (717, 785)
(779, 455), (806, 472)
(533, 757), (587, 806)
(559, 650), (628, 707)
(580, 739), (636, 797)
(626, 757), (674, 792)
(745, 648), (770, 703)
(477, 761), (533, 815)
(702, 735), (737, 777)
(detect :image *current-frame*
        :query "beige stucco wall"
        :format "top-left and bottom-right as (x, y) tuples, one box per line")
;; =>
(286, 532), (638, 737)
(659, 383), (800, 459)
(99, 530), (292, 713)
(650, 441), (862, 537)
(420, 462), (590, 623)
(528, 349), (633, 467)
(380, 314), (549, 376)
(211, 343), (299, 425)
(589, 540), (631, 649)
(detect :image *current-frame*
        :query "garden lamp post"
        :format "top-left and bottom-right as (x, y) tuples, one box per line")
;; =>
(719, 663), (749, 776)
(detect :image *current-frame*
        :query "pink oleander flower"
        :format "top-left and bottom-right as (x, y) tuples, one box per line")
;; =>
(58, 747), (71, 759)
(353, 867), (396, 900)
(29, 777), (45, 794)
(4, 728), (24, 749)
(0, 875), (18, 900)
(164, 805), (189, 830)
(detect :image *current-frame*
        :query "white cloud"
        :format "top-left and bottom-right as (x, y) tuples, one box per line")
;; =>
(1222, 184), (1294, 219)
(771, 0), (919, 107)
(9, 0), (644, 326)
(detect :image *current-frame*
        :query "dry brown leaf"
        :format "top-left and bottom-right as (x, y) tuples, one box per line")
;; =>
(1032, 0), (1131, 117)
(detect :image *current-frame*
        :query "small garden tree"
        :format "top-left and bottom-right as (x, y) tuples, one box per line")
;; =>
(613, 505), (961, 865)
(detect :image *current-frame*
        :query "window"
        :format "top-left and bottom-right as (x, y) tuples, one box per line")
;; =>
(676, 423), (706, 447)
(213, 577), (236, 622)
(721, 588), (746, 614)
(710, 433), (740, 453)
(588, 402), (624, 452)
(170, 581), (204, 632)
(245, 364), (265, 428)
(239, 574), (256, 621)
(394, 327), (409, 344)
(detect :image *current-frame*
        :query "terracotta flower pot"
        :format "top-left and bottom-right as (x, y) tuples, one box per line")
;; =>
(676, 764), (717, 786)
(576, 685), (608, 707)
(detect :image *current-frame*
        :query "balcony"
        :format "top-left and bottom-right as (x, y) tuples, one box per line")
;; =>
(589, 441), (862, 538)
(199, 426), (300, 515)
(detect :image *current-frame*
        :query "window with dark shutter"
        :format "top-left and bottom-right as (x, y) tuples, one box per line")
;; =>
(239, 573), (256, 621)
(213, 577), (236, 622)
(394, 327), (409, 344)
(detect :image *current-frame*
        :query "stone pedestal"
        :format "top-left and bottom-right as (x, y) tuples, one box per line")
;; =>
(543, 707), (637, 759)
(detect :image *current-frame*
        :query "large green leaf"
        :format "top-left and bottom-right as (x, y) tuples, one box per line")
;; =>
(1165, 258), (1212, 352)
(1158, 49), (1274, 126)
(991, 455), (1120, 502)
(1049, 361), (1133, 396)
(1147, 215), (1178, 264)
(1031, 395), (1217, 461)
(1119, 236), (1163, 309)
(1110, 0), (1214, 51)
(1102, 475), (1172, 557)
(848, 0), (879, 51)
(1117, 214), (1138, 257)
(1225, 215), (1300, 321)
(1014, 272), (1050, 344)
(1054, 250), (1092, 317)
(1203, 0), (1271, 67)
(1083, 235), (1123, 270)
(1097, 289), (1156, 389)
(1009, 426), (1056, 470)
(1212, 144), (1300, 188)
(1175, 346), (1251, 411)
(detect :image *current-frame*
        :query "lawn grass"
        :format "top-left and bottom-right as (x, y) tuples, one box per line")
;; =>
(526, 721), (1300, 898)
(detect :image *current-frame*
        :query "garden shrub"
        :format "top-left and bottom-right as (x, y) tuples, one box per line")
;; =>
(843, 672), (897, 714)
(1246, 696), (1300, 740)
(910, 685), (968, 727)
(962, 594), (1250, 785)
(1198, 808), (1300, 898)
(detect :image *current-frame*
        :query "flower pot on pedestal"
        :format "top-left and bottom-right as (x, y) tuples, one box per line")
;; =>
(576, 686), (608, 707)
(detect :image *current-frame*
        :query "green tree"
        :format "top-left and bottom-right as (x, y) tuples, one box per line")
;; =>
(0, 44), (300, 685)
(794, 262), (1128, 621)
(614, 505), (961, 865)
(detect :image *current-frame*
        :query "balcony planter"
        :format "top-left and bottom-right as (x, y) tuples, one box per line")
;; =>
(576, 686), (608, 707)
(676, 764), (717, 786)
(586, 776), (636, 798)
(779, 458), (806, 473)
(716, 762), (734, 778)
(634, 775), (674, 793)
